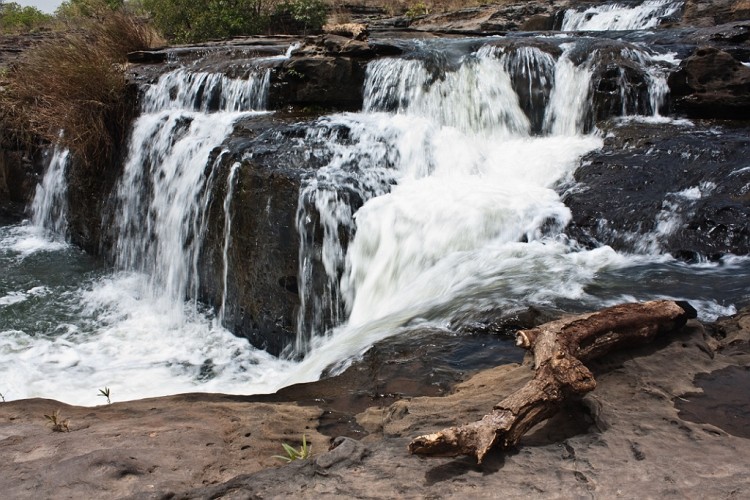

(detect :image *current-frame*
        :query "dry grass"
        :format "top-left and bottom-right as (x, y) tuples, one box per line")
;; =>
(0, 9), (158, 165)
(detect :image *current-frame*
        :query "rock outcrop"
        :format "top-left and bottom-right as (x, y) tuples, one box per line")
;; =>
(668, 45), (750, 119)
(196, 116), (315, 355)
(0, 142), (41, 220)
(565, 119), (750, 260)
(401, 1), (563, 34)
(682, 0), (750, 26)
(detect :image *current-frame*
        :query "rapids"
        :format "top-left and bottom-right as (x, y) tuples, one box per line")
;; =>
(1, 5), (747, 405)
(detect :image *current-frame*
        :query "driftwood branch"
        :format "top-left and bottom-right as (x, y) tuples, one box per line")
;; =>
(408, 300), (695, 463)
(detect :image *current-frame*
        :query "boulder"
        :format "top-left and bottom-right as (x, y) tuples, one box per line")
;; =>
(268, 35), (403, 112)
(668, 46), (750, 119)
(195, 116), (318, 355)
(270, 55), (367, 112)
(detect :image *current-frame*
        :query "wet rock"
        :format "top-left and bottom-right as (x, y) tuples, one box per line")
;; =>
(482, 39), (562, 133)
(268, 35), (403, 112)
(126, 50), (167, 64)
(668, 46), (750, 119)
(68, 85), (139, 256)
(196, 116), (320, 355)
(565, 120), (750, 260)
(269, 55), (365, 112)
(585, 41), (661, 126)
(0, 146), (41, 220)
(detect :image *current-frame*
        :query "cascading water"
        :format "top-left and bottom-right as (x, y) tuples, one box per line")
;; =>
(30, 144), (70, 239)
(219, 162), (241, 322)
(561, 0), (684, 31)
(0, 63), (298, 404)
(289, 38), (683, 376)
(2, 34), (747, 406)
(114, 67), (269, 304)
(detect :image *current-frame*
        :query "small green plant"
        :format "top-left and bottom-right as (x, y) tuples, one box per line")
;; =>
(273, 434), (311, 463)
(406, 1), (430, 18)
(44, 410), (70, 432)
(98, 387), (111, 404)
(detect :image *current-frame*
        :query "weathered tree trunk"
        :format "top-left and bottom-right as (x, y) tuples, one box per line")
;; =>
(408, 300), (695, 463)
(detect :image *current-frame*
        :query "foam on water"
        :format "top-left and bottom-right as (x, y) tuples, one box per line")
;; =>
(0, 223), (68, 258)
(2, 38), (746, 405)
(0, 268), (294, 404)
(290, 38), (688, 373)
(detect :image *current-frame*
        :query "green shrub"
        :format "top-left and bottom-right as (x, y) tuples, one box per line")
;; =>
(273, 0), (327, 34)
(0, 2), (53, 32)
(273, 434), (311, 462)
(142, 0), (268, 43)
(406, 1), (429, 18)
(56, 0), (125, 18)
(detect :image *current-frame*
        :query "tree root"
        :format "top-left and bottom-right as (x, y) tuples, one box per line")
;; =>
(408, 300), (695, 463)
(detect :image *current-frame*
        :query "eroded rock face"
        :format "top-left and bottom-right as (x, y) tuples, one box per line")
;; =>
(565, 120), (750, 260)
(407, 1), (562, 34)
(683, 0), (750, 26)
(668, 46), (750, 119)
(194, 116), (321, 355)
(268, 35), (403, 112)
(0, 145), (41, 220)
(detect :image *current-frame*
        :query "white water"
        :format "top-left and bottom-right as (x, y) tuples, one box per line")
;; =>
(561, 0), (683, 31)
(0, 66), (297, 405)
(219, 162), (241, 322)
(289, 40), (685, 376)
(2, 38), (744, 405)
(30, 145), (70, 239)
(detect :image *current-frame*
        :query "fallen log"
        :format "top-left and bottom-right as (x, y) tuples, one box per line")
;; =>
(408, 300), (695, 463)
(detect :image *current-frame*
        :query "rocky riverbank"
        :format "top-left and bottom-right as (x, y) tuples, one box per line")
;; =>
(1, 1), (750, 498)
(1, 306), (748, 498)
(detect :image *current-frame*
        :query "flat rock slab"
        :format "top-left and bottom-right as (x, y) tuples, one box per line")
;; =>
(180, 318), (750, 499)
(0, 395), (327, 498)
(2, 310), (748, 498)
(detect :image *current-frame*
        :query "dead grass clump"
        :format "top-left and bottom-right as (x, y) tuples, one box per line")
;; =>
(0, 9), (158, 166)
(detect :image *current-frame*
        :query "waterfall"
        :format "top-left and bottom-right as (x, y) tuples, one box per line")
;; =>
(291, 37), (676, 362)
(113, 67), (270, 306)
(30, 145), (70, 239)
(6, 33), (747, 407)
(561, 0), (683, 31)
(542, 45), (595, 135)
(219, 161), (241, 323)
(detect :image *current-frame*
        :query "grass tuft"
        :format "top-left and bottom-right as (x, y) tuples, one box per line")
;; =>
(0, 7), (158, 166)
(44, 409), (71, 432)
(273, 434), (311, 462)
